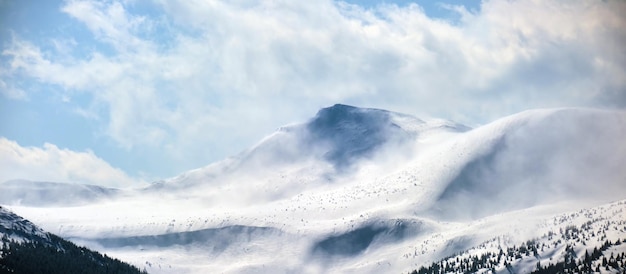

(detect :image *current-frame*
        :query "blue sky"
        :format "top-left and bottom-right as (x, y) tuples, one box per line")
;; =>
(1, 0), (625, 187)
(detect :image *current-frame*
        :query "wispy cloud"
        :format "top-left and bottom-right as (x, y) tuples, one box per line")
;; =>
(1, 0), (624, 177)
(61, 0), (152, 53)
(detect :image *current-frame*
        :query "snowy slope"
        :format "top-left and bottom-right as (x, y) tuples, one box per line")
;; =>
(409, 200), (626, 273)
(0, 206), (50, 244)
(2, 105), (626, 273)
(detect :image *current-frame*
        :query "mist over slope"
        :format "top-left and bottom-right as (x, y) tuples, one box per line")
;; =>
(0, 179), (121, 207)
(2, 105), (625, 273)
(429, 108), (626, 219)
(146, 103), (468, 199)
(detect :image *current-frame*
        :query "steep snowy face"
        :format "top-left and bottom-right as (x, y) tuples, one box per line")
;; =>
(430, 108), (626, 220)
(305, 104), (414, 169)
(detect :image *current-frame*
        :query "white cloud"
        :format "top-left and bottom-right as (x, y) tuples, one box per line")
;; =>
(1, 0), (625, 176)
(0, 137), (144, 188)
(61, 0), (151, 53)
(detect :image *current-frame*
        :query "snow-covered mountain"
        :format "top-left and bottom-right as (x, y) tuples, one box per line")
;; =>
(1, 105), (625, 273)
(147, 104), (469, 193)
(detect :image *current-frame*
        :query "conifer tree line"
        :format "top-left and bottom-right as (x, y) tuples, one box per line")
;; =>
(1, 233), (147, 274)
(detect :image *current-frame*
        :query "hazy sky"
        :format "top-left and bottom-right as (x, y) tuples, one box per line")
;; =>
(1, 0), (625, 187)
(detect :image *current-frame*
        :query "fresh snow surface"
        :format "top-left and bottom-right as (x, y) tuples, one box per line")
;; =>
(2, 106), (626, 273)
(410, 200), (626, 273)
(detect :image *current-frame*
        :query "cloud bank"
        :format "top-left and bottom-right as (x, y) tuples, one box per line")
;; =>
(1, 0), (625, 177)
(0, 137), (143, 188)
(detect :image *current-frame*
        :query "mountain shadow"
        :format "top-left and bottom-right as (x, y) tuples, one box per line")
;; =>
(311, 219), (421, 257)
(305, 104), (410, 170)
(92, 225), (281, 253)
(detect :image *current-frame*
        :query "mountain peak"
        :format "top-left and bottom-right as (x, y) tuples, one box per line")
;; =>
(326, 103), (358, 109)
(306, 104), (408, 169)
(311, 104), (388, 129)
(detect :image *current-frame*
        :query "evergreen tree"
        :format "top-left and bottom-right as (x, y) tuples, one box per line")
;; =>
(0, 233), (147, 274)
